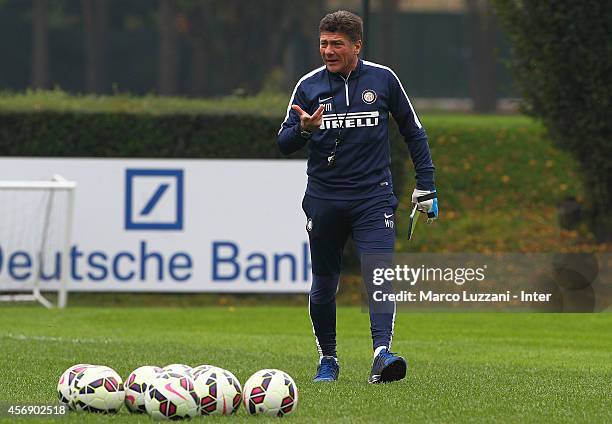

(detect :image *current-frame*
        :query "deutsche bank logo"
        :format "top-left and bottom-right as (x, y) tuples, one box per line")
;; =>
(125, 169), (184, 230)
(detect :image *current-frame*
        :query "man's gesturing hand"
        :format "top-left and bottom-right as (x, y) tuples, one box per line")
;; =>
(292, 104), (324, 133)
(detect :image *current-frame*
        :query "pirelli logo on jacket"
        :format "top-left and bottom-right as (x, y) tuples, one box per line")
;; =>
(320, 111), (380, 130)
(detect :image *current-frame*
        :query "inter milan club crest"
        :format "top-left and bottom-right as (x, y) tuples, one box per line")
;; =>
(306, 218), (313, 232)
(362, 89), (377, 104)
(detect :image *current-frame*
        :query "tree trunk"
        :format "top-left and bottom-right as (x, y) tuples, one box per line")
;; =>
(190, 4), (207, 97)
(82, 0), (108, 94)
(31, 0), (48, 89)
(191, 38), (207, 97)
(258, 0), (294, 92)
(282, 38), (296, 91)
(466, 0), (498, 113)
(380, 0), (398, 66)
(158, 0), (180, 96)
(302, 0), (325, 71)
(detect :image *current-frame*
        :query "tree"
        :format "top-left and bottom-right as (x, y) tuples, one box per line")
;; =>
(493, 1), (612, 241)
(182, 0), (298, 96)
(380, 0), (398, 67)
(466, 0), (498, 113)
(158, 0), (180, 96)
(82, 0), (108, 94)
(186, 0), (210, 97)
(31, 0), (49, 89)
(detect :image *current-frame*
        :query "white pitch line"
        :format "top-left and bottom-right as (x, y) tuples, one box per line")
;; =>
(2, 333), (117, 344)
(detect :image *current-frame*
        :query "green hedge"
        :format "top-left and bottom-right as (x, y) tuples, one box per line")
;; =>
(0, 108), (594, 252)
(0, 111), (410, 197)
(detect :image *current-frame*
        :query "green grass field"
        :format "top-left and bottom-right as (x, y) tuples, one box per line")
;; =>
(0, 306), (610, 423)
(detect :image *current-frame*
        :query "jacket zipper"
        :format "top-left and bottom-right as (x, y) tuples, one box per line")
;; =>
(342, 71), (351, 106)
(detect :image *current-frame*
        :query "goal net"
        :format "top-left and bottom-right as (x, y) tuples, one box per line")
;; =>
(0, 175), (76, 308)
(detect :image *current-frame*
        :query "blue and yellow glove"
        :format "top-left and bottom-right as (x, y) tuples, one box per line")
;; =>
(411, 189), (438, 220)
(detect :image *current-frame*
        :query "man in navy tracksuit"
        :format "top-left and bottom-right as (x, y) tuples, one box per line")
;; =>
(277, 10), (438, 383)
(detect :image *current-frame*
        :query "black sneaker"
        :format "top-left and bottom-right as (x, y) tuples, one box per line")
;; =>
(368, 348), (406, 384)
(313, 356), (339, 382)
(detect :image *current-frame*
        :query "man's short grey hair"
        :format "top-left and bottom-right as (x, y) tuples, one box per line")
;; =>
(319, 10), (363, 43)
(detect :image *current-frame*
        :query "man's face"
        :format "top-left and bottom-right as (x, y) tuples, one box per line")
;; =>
(320, 31), (361, 76)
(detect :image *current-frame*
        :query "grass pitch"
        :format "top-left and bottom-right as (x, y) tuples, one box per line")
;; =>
(0, 306), (610, 423)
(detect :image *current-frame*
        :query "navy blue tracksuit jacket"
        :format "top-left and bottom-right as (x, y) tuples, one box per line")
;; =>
(277, 59), (435, 199)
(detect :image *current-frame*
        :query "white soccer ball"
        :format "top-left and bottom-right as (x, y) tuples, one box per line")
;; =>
(145, 372), (199, 420)
(71, 366), (125, 413)
(163, 364), (192, 376)
(191, 364), (214, 379)
(193, 367), (242, 415)
(124, 365), (164, 413)
(68, 365), (114, 400)
(57, 364), (93, 407)
(243, 369), (298, 417)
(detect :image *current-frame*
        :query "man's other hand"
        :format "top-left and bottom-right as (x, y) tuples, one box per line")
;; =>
(412, 188), (438, 219)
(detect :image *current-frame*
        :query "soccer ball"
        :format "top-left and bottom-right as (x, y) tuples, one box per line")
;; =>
(193, 367), (242, 415)
(243, 369), (298, 417)
(163, 363), (192, 376)
(124, 366), (164, 413)
(57, 364), (93, 407)
(68, 365), (114, 401)
(145, 372), (199, 420)
(71, 366), (125, 413)
(191, 364), (214, 379)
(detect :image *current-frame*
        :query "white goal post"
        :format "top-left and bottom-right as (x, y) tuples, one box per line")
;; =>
(0, 175), (76, 308)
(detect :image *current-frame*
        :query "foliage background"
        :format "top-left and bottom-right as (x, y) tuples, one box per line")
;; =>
(493, 0), (612, 241)
(0, 91), (598, 258)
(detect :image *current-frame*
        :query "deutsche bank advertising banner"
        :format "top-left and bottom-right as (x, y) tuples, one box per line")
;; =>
(0, 158), (311, 293)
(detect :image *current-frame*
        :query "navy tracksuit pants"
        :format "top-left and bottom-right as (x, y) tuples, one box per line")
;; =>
(302, 193), (398, 357)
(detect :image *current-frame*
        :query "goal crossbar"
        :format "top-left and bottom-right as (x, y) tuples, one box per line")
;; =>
(0, 181), (76, 189)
